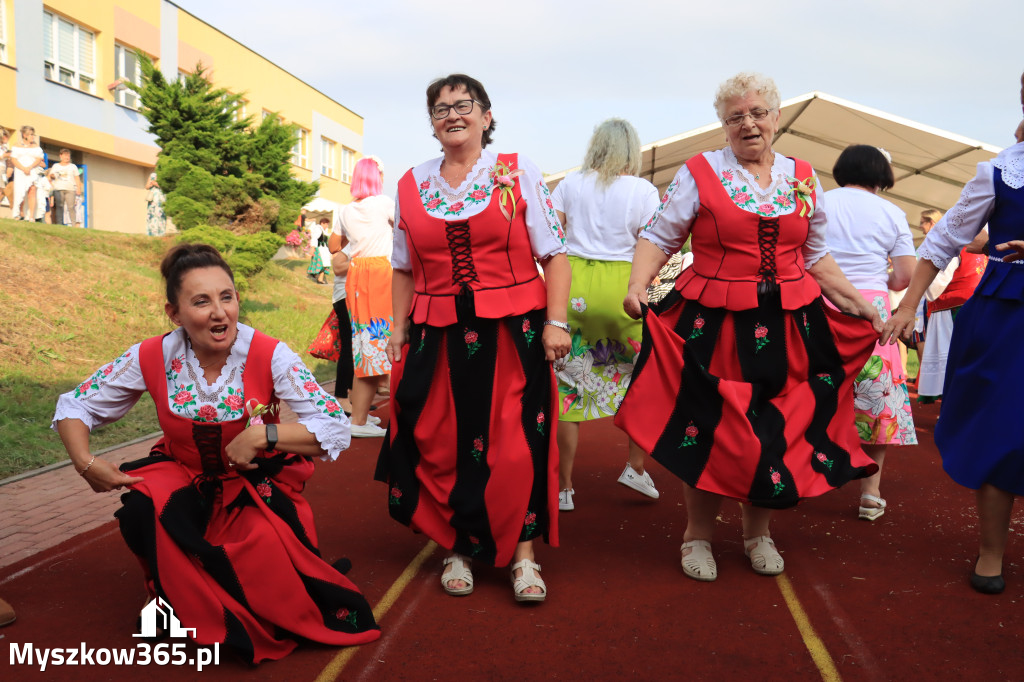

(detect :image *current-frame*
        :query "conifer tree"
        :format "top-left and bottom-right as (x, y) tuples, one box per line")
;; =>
(132, 55), (317, 233)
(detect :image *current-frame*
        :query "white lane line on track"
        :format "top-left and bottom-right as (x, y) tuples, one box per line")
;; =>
(776, 573), (842, 681)
(812, 582), (885, 680)
(0, 527), (119, 587)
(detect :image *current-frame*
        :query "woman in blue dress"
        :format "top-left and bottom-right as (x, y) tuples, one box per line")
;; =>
(883, 121), (1024, 595)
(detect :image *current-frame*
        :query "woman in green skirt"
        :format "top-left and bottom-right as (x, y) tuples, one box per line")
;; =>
(551, 119), (662, 511)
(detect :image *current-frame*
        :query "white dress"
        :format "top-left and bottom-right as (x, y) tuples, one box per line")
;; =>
(11, 145), (44, 215)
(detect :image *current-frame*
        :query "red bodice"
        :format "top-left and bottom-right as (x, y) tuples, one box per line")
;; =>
(672, 153), (822, 311)
(139, 331), (282, 475)
(928, 248), (986, 314)
(397, 153), (548, 327)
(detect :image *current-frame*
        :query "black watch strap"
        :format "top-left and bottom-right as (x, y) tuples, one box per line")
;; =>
(265, 423), (278, 452)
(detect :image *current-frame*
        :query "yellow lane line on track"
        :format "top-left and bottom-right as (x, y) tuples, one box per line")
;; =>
(315, 540), (438, 682)
(776, 573), (841, 681)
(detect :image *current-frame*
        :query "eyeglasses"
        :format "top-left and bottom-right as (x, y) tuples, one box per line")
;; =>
(430, 99), (485, 120)
(723, 108), (774, 127)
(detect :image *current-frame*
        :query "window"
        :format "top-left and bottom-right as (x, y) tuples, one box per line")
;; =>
(0, 1), (8, 63)
(43, 11), (96, 93)
(291, 127), (309, 168)
(341, 147), (355, 183)
(320, 137), (336, 178)
(261, 109), (276, 122)
(232, 98), (247, 123)
(114, 44), (141, 108)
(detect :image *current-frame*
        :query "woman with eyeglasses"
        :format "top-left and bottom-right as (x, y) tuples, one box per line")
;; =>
(616, 72), (882, 582)
(376, 74), (571, 603)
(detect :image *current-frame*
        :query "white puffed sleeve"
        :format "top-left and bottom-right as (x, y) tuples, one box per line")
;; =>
(803, 173), (829, 268)
(52, 344), (146, 431)
(271, 343), (351, 460)
(917, 163), (996, 270)
(640, 166), (700, 254)
(517, 154), (567, 260)
(391, 191), (412, 271)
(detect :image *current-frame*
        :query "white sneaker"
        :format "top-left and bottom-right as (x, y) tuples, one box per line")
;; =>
(558, 488), (575, 511)
(366, 415), (381, 425)
(350, 422), (387, 438)
(617, 464), (660, 499)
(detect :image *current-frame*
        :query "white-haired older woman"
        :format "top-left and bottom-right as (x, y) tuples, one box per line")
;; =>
(551, 118), (661, 511)
(616, 73), (883, 582)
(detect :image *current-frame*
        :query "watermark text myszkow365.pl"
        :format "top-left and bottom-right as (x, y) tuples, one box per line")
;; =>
(9, 642), (219, 672)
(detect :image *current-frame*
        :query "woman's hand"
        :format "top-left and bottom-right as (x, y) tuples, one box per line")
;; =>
(81, 457), (144, 493)
(225, 426), (265, 471)
(880, 305), (916, 346)
(623, 283), (648, 320)
(542, 325), (571, 362)
(387, 323), (408, 365)
(995, 240), (1024, 262)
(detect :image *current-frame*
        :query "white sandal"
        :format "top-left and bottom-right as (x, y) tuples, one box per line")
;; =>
(744, 535), (784, 575)
(680, 540), (717, 581)
(859, 494), (887, 521)
(441, 554), (474, 596)
(510, 559), (547, 603)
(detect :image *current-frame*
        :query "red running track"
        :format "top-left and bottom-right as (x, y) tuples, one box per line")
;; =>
(2, 397), (1023, 680)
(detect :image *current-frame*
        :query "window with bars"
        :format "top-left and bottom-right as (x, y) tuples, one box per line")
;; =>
(291, 127), (309, 168)
(341, 147), (354, 183)
(114, 44), (140, 108)
(0, 1), (8, 63)
(43, 11), (96, 93)
(321, 137), (336, 177)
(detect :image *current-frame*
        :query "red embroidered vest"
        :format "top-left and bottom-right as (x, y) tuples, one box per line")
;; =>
(928, 248), (986, 314)
(672, 153), (822, 311)
(396, 153), (548, 326)
(139, 331), (281, 475)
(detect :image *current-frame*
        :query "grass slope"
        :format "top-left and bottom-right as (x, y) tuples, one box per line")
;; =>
(0, 219), (336, 478)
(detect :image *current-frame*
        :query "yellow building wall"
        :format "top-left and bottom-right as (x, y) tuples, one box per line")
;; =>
(83, 152), (150, 234)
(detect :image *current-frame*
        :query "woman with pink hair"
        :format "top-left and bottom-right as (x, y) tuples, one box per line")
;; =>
(329, 157), (395, 437)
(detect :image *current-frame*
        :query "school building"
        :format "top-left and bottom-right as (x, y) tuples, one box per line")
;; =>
(0, 0), (363, 231)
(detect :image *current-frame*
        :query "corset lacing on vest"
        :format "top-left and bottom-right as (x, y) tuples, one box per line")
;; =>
(756, 217), (781, 296)
(192, 422), (226, 500)
(446, 220), (479, 320)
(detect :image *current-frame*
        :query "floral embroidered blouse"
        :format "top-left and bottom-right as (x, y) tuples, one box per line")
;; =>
(641, 148), (829, 268)
(391, 150), (566, 271)
(52, 324), (350, 459)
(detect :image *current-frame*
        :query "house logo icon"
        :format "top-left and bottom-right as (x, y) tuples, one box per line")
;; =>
(133, 596), (196, 638)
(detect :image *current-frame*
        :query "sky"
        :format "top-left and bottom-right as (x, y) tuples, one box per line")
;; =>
(174, 0), (1023, 196)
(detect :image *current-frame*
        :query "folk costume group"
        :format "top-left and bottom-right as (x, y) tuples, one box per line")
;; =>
(51, 70), (1024, 663)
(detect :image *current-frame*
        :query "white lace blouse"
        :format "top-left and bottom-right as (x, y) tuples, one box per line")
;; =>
(391, 150), (566, 271)
(51, 324), (351, 460)
(641, 148), (829, 268)
(917, 142), (1024, 270)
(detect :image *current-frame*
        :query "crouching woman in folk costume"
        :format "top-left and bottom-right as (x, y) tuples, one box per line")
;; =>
(376, 74), (571, 603)
(52, 243), (380, 663)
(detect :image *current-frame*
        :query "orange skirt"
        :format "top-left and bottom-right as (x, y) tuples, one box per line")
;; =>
(345, 256), (393, 378)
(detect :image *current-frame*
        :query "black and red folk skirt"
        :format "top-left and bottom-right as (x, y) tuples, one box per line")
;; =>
(376, 307), (559, 567)
(615, 289), (879, 509)
(116, 451), (380, 663)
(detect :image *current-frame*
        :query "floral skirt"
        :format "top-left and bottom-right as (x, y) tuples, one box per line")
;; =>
(346, 256), (393, 378)
(375, 308), (558, 567)
(615, 288), (879, 508)
(556, 257), (642, 422)
(852, 290), (916, 445)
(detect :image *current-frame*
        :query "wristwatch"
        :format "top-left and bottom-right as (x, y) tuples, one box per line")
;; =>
(543, 320), (571, 334)
(265, 423), (278, 452)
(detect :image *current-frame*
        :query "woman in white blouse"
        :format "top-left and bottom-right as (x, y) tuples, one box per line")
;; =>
(10, 126), (44, 221)
(551, 118), (661, 511)
(823, 144), (917, 521)
(53, 243), (379, 661)
(616, 72), (882, 582)
(882, 116), (1024, 595)
(377, 74), (570, 603)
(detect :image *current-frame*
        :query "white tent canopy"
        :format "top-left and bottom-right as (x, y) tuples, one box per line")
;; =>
(301, 196), (343, 224)
(546, 92), (1003, 241)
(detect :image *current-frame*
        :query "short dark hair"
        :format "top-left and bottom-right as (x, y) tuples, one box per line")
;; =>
(160, 243), (234, 305)
(426, 73), (496, 148)
(59, 148), (71, 155)
(832, 144), (894, 190)
(318, 216), (330, 224)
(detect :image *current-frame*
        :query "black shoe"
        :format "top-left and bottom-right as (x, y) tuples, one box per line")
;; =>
(970, 571), (1005, 594)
